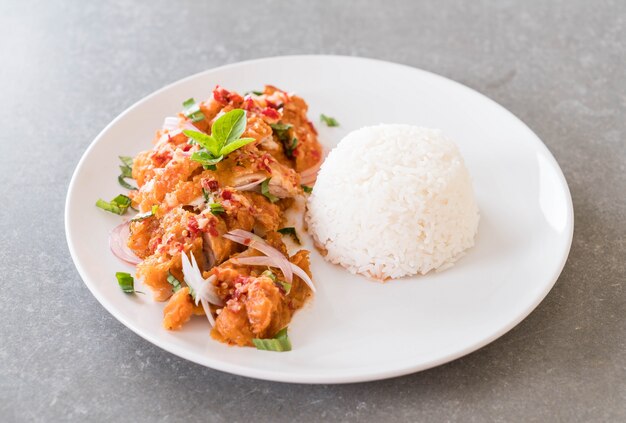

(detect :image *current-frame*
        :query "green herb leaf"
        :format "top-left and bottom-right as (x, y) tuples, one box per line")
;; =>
(182, 98), (205, 122)
(119, 156), (134, 168)
(212, 109), (247, 147)
(183, 130), (220, 156)
(252, 327), (292, 352)
(96, 194), (132, 215)
(118, 175), (137, 190)
(278, 281), (292, 294)
(249, 90), (263, 96)
(261, 178), (279, 203)
(190, 151), (224, 168)
(219, 137), (255, 156)
(301, 185), (313, 194)
(116, 272), (140, 294)
(209, 203), (225, 215)
(202, 188), (210, 203)
(277, 227), (300, 244)
(117, 156), (137, 190)
(270, 122), (297, 157)
(261, 269), (277, 282)
(166, 271), (182, 293)
(320, 113), (339, 127)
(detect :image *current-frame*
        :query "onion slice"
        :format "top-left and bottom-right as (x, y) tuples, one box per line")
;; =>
(233, 178), (264, 191)
(180, 252), (223, 308)
(109, 222), (141, 265)
(231, 256), (316, 292)
(162, 116), (180, 131)
(223, 229), (293, 283)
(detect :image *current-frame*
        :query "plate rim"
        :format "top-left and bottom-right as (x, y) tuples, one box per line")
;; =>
(65, 54), (574, 384)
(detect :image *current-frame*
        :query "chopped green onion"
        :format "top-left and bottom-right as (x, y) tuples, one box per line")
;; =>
(96, 194), (132, 215)
(182, 98), (205, 122)
(301, 185), (313, 194)
(250, 90), (264, 96)
(118, 156), (137, 190)
(261, 178), (279, 203)
(209, 203), (225, 215)
(277, 227), (300, 244)
(202, 188), (210, 202)
(278, 281), (292, 294)
(261, 269), (277, 282)
(252, 328), (292, 352)
(166, 271), (182, 293)
(116, 272), (141, 294)
(320, 113), (339, 127)
(270, 123), (297, 158)
(131, 205), (158, 222)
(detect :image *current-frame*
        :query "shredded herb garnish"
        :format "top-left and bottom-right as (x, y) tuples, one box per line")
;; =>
(320, 113), (339, 127)
(116, 272), (142, 294)
(202, 188), (210, 203)
(246, 90), (264, 96)
(261, 178), (279, 203)
(182, 98), (206, 123)
(301, 185), (313, 194)
(184, 109), (255, 170)
(118, 156), (137, 190)
(261, 269), (277, 282)
(277, 227), (300, 244)
(166, 271), (182, 293)
(96, 194), (132, 215)
(131, 205), (158, 222)
(252, 328), (292, 352)
(209, 203), (225, 215)
(270, 122), (297, 158)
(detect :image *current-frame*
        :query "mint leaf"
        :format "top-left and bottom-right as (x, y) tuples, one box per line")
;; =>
(261, 178), (279, 203)
(182, 98), (205, 122)
(219, 137), (255, 156)
(212, 109), (247, 148)
(183, 130), (220, 157)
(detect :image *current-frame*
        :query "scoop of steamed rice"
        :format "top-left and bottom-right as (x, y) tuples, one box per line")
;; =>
(306, 124), (479, 280)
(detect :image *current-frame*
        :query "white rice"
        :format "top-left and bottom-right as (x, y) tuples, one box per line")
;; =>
(306, 124), (479, 280)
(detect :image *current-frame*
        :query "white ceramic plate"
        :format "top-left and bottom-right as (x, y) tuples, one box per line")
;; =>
(65, 55), (573, 384)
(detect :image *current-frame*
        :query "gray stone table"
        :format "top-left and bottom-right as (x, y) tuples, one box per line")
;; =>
(1, 0), (624, 421)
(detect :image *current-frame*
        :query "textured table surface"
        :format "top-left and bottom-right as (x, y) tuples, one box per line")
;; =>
(1, 0), (624, 421)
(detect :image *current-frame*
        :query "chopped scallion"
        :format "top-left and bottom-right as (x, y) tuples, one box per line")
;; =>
(116, 272), (141, 294)
(166, 271), (182, 293)
(261, 178), (279, 203)
(277, 227), (300, 244)
(320, 113), (339, 127)
(182, 98), (206, 122)
(301, 185), (313, 194)
(252, 328), (292, 352)
(96, 194), (132, 215)
(209, 203), (225, 215)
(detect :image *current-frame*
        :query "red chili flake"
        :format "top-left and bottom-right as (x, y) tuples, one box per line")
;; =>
(187, 216), (200, 236)
(213, 85), (243, 104)
(201, 178), (219, 192)
(207, 220), (219, 237)
(148, 237), (162, 253)
(261, 107), (280, 120)
(307, 120), (318, 135)
(213, 85), (230, 104)
(150, 149), (173, 167)
(221, 189), (232, 200)
(242, 97), (257, 111)
(257, 154), (274, 173)
(265, 99), (278, 109)
(182, 143), (192, 152)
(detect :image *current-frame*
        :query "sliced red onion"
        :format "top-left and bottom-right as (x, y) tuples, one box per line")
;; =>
(223, 229), (293, 283)
(181, 252), (223, 307)
(231, 256), (316, 293)
(109, 222), (141, 265)
(162, 116), (180, 131)
(233, 178), (264, 191)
